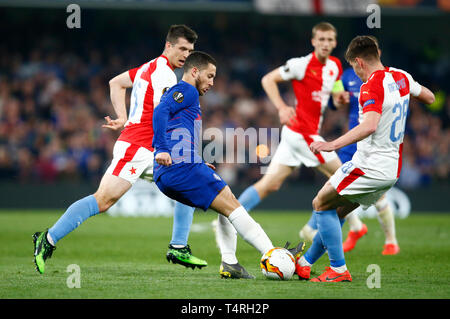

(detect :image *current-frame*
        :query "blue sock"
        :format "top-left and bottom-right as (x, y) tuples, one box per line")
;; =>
(304, 211), (345, 266)
(316, 209), (346, 267)
(48, 195), (99, 244)
(306, 211), (318, 230)
(170, 201), (195, 246)
(238, 186), (261, 212)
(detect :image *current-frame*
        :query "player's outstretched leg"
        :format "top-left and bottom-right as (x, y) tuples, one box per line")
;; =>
(342, 211), (368, 252)
(213, 162), (294, 277)
(375, 195), (400, 255)
(214, 215), (255, 278)
(211, 186), (276, 279)
(33, 174), (130, 274)
(303, 182), (357, 283)
(166, 202), (207, 269)
(310, 210), (352, 282)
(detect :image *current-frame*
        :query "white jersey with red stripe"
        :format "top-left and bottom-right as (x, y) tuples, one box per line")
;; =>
(118, 55), (177, 151)
(352, 67), (422, 180)
(279, 52), (343, 135)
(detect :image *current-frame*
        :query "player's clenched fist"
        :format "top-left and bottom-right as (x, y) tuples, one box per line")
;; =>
(309, 141), (335, 154)
(155, 152), (172, 166)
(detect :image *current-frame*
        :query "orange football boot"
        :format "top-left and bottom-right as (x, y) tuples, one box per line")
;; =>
(382, 243), (400, 255)
(343, 223), (368, 252)
(310, 267), (352, 283)
(295, 260), (311, 280)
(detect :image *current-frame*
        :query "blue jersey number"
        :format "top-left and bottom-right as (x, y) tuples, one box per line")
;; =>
(389, 98), (409, 142)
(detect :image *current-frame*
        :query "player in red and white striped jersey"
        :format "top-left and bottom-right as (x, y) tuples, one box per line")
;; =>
(295, 36), (435, 282)
(214, 22), (350, 278)
(32, 25), (204, 274)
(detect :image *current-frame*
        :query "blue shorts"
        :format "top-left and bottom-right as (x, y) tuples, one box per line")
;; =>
(338, 143), (357, 164)
(155, 163), (227, 211)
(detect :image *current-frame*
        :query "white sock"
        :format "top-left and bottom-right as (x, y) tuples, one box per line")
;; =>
(171, 244), (185, 249)
(375, 199), (397, 245)
(228, 206), (273, 255)
(331, 264), (347, 273)
(46, 232), (55, 246)
(299, 255), (312, 267)
(216, 215), (238, 264)
(346, 211), (363, 232)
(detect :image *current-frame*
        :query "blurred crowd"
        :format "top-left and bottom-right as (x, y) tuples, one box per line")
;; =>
(0, 14), (449, 190)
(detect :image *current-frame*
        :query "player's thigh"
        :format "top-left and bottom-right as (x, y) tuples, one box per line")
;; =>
(316, 157), (342, 178)
(254, 161), (295, 196)
(210, 185), (241, 217)
(94, 173), (132, 212)
(313, 181), (352, 212)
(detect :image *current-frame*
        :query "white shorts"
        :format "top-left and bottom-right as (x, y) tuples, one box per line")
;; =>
(271, 126), (338, 168)
(329, 161), (397, 210)
(105, 141), (154, 184)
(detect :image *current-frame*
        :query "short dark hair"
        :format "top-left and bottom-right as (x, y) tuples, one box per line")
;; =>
(183, 51), (217, 73)
(312, 22), (337, 38)
(345, 35), (380, 63)
(166, 24), (198, 44)
(367, 35), (379, 49)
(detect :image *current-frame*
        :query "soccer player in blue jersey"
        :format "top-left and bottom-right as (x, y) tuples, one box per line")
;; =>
(299, 36), (400, 256)
(152, 51), (303, 278)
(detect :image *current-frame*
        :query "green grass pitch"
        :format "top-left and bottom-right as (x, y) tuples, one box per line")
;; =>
(0, 210), (449, 299)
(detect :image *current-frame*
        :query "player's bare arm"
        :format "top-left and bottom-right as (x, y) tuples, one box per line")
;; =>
(261, 68), (297, 126)
(414, 85), (435, 105)
(310, 111), (381, 154)
(103, 71), (133, 131)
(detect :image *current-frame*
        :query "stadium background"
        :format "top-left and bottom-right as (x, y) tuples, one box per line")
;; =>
(0, 0), (449, 213)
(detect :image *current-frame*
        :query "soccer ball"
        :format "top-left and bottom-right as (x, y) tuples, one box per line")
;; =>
(260, 247), (296, 280)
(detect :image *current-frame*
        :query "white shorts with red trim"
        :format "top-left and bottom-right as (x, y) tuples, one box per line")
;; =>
(105, 141), (154, 184)
(329, 161), (397, 209)
(271, 126), (338, 168)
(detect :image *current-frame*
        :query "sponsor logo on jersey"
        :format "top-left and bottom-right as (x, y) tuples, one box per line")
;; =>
(388, 78), (406, 93)
(173, 91), (184, 103)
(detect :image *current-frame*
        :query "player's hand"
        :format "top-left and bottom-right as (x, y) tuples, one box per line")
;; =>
(278, 106), (296, 126)
(205, 163), (216, 170)
(333, 91), (350, 107)
(309, 141), (335, 154)
(102, 116), (126, 131)
(155, 152), (172, 166)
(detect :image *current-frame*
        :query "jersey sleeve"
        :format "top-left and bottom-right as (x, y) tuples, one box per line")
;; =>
(404, 72), (422, 97)
(151, 60), (178, 108)
(152, 98), (171, 154)
(359, 77), (384, 114)
(337, 59), (343, 81)
(128, 67), (140, 83)
(279, 57), (309, 81)
(169, 85), (199, 114)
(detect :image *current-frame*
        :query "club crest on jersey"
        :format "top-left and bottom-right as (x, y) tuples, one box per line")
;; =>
(173, 91), (184, 103)
(162, 87), (170, 94)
